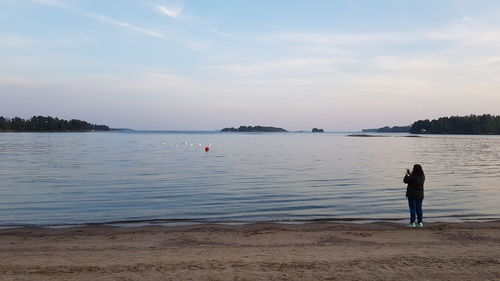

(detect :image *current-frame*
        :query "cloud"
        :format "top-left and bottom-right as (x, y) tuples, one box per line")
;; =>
(424, 17), (500, 47)
(249, 17), (500, 79)
(156, 4), (238, 40)
(157, 5), (182, 19)
(259, 17), (500, 52)
(259, 31), (413, 47)
(208, 58), (340, 76)
(84, 12), (166, 38)
(205, 29), (239, 40)
(473, 56), (500, 66)
(30, 0), (166, 39)
(374, 55), (452, 71)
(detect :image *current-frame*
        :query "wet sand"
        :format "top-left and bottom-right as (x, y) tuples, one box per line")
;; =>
(1, 221), (499, 281)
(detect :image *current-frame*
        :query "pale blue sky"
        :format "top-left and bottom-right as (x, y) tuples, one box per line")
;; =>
(1, 0), (500, 130)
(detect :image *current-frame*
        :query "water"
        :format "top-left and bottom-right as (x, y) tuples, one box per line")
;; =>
(1, 131), (499, 227)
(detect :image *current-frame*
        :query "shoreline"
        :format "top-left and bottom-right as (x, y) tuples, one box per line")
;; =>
(2, 220), (499, 280)
(2, 219), (499, 233)
(2, 214), (498, 230)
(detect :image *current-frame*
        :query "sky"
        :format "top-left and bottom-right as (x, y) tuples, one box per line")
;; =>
(1, 0), (500, 131)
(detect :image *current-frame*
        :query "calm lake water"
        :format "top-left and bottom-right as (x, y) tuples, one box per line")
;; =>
(1, 131), (499, 227)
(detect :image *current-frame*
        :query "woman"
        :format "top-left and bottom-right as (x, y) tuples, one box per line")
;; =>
(404, 164), (425, 228)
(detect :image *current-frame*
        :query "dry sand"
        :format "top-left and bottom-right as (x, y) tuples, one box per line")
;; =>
(1, 221), (499, 281)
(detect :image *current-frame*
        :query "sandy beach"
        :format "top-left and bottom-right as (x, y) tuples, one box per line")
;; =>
(1, 221), (499, 281)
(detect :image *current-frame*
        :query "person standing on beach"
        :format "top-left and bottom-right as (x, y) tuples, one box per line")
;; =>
(404, 164), (425, 228)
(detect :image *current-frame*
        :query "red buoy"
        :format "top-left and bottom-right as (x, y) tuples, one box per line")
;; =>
(204, 146), (210, 152)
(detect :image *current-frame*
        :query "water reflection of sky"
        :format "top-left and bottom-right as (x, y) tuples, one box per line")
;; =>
(0, 132), (499, 227)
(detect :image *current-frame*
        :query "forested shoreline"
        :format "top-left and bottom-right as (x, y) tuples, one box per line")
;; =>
(410, 114), (500, 134)
(0, 116), (110, 132)
(3, 114), (500, 134)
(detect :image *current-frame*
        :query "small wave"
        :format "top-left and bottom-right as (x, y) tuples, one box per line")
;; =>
(2, 213), (499, 229)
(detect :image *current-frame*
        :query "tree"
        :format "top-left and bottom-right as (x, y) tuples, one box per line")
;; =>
(0, 116), (7, 130)
(10, 117), (27, 131)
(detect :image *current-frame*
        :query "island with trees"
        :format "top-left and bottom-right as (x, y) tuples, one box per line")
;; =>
(0, 116), (110, 132)
(221, 126), (287, 132)
(362, 126), (410, 133)
(410, 114), (500, 134)
(312, 128), (324, 132)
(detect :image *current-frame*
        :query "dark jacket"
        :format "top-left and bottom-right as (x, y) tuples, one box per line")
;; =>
(404, 174), (425, 200)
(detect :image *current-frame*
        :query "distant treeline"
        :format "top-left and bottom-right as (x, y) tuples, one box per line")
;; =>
(0, 116), (110, 132)
(362, 126), (410, 133)
(221, 126), (287, 132)
(410, 114), (500, 134)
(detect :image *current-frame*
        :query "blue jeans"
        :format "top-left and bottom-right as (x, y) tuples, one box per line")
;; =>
(408, 199), (423, 223)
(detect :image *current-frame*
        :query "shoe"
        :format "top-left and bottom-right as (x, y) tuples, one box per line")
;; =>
(405, 223), (416, 228)
(417, 222), (423, 228)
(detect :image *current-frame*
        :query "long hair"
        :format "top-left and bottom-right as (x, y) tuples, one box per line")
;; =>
(412, 164), (425, 177)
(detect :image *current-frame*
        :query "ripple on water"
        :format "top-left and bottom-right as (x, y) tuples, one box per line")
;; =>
(0, 132), (499, 226)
